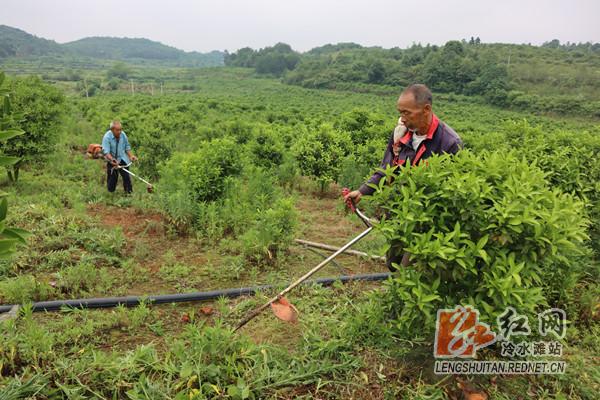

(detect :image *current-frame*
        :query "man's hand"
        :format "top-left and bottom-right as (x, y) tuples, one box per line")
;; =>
(344, 190), (363, 205)
(130, 155), (138, 162)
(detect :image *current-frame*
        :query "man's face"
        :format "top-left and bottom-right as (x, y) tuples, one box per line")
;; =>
(111, 124), (122, 137)
(396, 93), (431, 133)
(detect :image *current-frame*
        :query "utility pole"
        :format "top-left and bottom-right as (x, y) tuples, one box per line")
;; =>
(160, 81), (164, 95)
(130, 79), (134, 95)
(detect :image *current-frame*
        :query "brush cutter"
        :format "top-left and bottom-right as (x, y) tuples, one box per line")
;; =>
(234, 188), (376, 332)
(109, 161), (155, 193)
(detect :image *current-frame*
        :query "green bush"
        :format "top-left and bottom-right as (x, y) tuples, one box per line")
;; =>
(0, 72), (29, 260)
(237, 197), (297, 264)
(159, 145), (297, 263)
(335, 108), (389, 146)
(504, 122), (600, 253)
(246, 125), (286, 170)
(370, 151), (589, 338)
(54, 262), (114, 298)
(467, 120), (600, 253)
(2, 75), (65, 181)
(203, 167), (298, 264)
(292, 124), (351, 192)
(338, 136), (389, 189)
(158, 137), (241, 227)
(133, 128), (174, 180)
(334, 109), (390, 189)
(0, 274), (53, 303)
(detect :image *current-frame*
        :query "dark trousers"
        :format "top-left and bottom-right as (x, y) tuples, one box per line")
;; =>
(107, 161), (132, 193)
(386, 240), (412, 272)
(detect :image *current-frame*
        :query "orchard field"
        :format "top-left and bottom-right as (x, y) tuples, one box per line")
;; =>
(0, 67), (599, 399)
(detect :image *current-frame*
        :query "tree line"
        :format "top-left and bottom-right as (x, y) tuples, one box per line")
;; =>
(225, 39), (600, 116)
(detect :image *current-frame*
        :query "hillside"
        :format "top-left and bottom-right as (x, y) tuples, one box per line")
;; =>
(63, 36), (224, 66)
(0, 25), (224, 66)
(0, 25), (66, 58)
(226, 39), (600, 116)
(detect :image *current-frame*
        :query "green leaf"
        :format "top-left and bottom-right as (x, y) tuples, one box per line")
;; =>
(480, 300), (494, 315)
(227, 385), (241, 398)
(241, 386), (250, 399)
(0, 198), (6, 220)
(0, 238), (18, 255)
(422, 294), (440, 303)
(0, 156), (21, 167)
(2, 227), (30, 245)
(512, 273), (522, 286)
(512, 292), (523, 304)
(456, 258), (467, 269)
(478, 249), (490, 264)
(0, 128), (24, 142)
(476, 234), (489, 249)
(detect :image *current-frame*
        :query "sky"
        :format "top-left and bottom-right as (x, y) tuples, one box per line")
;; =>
(1, 0), (599, 53)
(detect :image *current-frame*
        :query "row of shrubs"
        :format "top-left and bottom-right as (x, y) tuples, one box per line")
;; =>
(76, 92), (599, 339)
(143, 108), (394, 264)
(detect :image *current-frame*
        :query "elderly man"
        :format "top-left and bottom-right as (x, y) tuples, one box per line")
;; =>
(102, 120), (138, 193)
(344, 84), (462, 270)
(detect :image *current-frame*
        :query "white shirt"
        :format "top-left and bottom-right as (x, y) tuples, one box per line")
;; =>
(411, 133), (427, 151)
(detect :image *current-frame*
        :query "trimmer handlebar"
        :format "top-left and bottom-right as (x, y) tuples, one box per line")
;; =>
(341, 188), (375, 228)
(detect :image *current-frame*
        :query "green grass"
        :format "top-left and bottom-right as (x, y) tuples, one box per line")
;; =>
(0, 67), (598, 399)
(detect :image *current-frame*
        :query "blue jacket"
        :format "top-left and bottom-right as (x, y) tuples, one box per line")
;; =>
(102, 130), (132, 164)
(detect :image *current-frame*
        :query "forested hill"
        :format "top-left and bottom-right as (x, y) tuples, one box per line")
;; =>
(0, 25), (66, 58)
(0, 25), (224, 67)
(63, 37), (224, 66)
(226, 40), (600, 116)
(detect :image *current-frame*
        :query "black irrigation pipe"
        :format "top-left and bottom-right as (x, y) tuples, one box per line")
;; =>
(0, 272), (391, 314)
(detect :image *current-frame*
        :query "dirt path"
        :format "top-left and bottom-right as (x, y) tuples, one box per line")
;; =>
(86, 194), (385, 293)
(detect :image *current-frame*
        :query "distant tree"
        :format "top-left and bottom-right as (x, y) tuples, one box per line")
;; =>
(421, 40), (478, 93)
(442, 40), (465, 56)
(224, 47), (256, 67)
(307, 42), (362, 55)
(57, 68), (82, 81)
(226, 43), (300, 76)
(76, 78), (101, 97)
(367, 60), (386, 83)
(271, 43), (294, 53)
(543, 39), (561, 49)
(106, 78), (119, 91)
(106, 62), (131, 80)
(402, 45), (427, 66)
(255, 53), (288, 75)
(467, 62), (510, 106)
